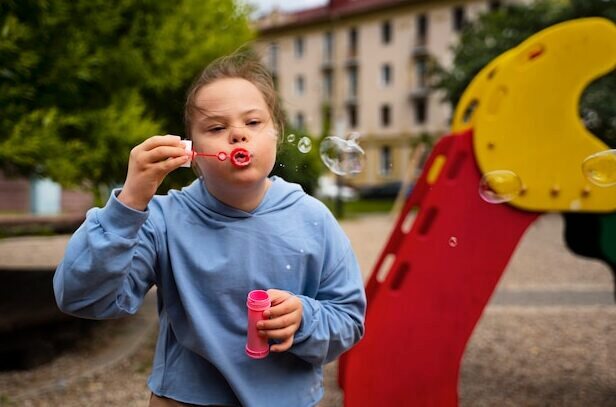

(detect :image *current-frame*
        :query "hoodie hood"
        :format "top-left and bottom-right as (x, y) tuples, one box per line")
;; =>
(177, 176), (306, 219)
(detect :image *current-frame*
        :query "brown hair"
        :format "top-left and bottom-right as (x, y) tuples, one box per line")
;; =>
(184, 48), (284, 143)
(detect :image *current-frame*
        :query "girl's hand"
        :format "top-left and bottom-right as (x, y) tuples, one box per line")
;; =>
(257, 289), (303, 352)
(118, 135), (190, 210)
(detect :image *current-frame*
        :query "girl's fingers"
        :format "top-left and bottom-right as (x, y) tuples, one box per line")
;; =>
(145, 145), (189, 163)
(160, 155), (190, 171)
(266, 289), (291, 305)
(258, 313), (295, 330)
(270, 336), (293, 352)
(260, 325), (296, 340)
(141, 134), (183, 151)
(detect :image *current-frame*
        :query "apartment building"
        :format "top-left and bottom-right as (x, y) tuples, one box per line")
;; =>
(255, 0), (523, 189)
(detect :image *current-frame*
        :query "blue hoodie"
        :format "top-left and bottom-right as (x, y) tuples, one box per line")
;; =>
(53, 176), (366, 407)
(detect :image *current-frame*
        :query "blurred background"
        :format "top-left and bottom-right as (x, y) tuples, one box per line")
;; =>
(0, 0), (614, 406)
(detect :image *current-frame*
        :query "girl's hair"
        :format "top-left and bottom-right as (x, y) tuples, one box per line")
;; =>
(184, 48), (284, 142)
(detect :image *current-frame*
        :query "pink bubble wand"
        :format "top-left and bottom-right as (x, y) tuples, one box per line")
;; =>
(182, 140), (251, 168)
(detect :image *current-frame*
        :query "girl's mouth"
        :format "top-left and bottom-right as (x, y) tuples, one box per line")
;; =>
(230, 148), (251, 168)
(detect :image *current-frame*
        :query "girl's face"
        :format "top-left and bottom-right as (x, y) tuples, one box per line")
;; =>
(190, 78), (278, 191)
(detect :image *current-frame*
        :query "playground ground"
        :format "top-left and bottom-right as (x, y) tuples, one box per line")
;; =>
(1, 213), (614, 406)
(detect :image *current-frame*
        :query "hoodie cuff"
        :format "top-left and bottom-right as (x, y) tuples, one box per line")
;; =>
(97, 188), (149, 239)
(294, 295), (320, 344)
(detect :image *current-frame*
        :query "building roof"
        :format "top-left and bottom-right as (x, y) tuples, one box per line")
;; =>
(257, 0), (421, 34)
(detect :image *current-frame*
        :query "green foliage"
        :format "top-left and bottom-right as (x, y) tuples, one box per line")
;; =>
(0, 0), (254, 199)
(270, 129), (323, 196)
(321, 198), (395, 220)
(432, 0), (616, 147)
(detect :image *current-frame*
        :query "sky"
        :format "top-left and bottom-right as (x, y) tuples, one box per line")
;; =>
(244, 0), (328, 16)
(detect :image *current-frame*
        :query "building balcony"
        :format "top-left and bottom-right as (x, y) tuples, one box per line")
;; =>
(345, 94), (358, 105)
(321, 60), (334, 71)
(345, 57), (358, 68)
(408, 86), (430, 101)
(411, 44), (429, 58)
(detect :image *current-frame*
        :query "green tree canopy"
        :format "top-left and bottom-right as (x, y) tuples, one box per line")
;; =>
(433, 0), (616, 147)
(271, 128), (323, 196)
(0, 0), (253, 203)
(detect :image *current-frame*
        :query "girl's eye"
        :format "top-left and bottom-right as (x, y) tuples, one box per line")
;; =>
(208, 126), (226, 133)
(247, 120), (261, 127)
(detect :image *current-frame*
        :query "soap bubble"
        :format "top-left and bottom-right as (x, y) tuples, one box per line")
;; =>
(319, 134), (365, 176)
(297, 137), (312, 153)
(286, 134), (296, 143)
(479, 170), (523, 204)
(581, 109), (601, 130)
(582, 149), (616, 187)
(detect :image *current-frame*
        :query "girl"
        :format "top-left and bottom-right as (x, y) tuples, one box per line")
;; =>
(54, 50), (366, 407)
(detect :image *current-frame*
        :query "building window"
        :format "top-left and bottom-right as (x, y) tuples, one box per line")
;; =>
(417, 14), (428, 45)
(323, 70), (333, 99)
(381, 104), (391, 127)
(380, 64), (392, 87)
(416, 58), (428, 88)
(381, 20), (392, 44)
(295, 75), (305, 95)
(488, 0), (502, 11)
(347, 104), (358, 128)
(295, 112), (305, 129)
(414, 98), (428, 124)
(268, 42), (278, 72)
(349, 27), (358, 57)
(453, 6), (466, 32)
(380, 146), (393, 176)
(347, 66), (358, 99)
(322, 105), (332, 129)
(324, 31), (333, 61)
(294, 36), (304, 58)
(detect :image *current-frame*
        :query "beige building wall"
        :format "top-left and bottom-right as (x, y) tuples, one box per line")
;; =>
(256, 0), (524, 189)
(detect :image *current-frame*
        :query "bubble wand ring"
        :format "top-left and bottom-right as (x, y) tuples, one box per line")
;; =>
(229, 147), (251, 168)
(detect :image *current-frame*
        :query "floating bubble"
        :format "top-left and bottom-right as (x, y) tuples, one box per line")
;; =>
(286, 134), (296, 143)
(479, 170), (523, 204)
(581, 109), (601, 130)
(348, 131), (361, 142)
(297, 137), (312, 153)
(319, 134), (365, 176)
(285, 264), (291, 270)
(582, 149), (616, 187)
(448, 236), (458, 248)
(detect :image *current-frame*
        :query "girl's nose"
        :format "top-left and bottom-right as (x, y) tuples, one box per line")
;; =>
(230, 127), (248, 144)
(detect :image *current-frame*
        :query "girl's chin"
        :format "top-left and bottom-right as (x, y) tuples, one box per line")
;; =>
(205, 171), (269, 188)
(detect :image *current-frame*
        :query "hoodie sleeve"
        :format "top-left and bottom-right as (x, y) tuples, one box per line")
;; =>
(53, 190), (158, 319)
(289, 228), (366, 366)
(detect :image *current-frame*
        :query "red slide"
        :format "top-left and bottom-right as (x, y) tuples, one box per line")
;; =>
(341, 129), (538, 406)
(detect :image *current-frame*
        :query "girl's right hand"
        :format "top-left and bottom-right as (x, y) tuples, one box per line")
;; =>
(118, 135), (190, 211)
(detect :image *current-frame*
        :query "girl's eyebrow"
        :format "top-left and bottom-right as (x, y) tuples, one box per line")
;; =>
(197, 108), (266, 122)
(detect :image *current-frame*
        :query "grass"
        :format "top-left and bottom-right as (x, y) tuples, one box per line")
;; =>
(321, 198), (395, 219)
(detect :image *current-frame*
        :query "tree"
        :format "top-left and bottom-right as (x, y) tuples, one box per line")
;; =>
(270, 127), (323, 196)
(432, 0), (616, 147)
(0, 0), (254, 204)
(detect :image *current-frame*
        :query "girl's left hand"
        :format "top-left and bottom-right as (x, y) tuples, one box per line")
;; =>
(257, 289), (303, 352)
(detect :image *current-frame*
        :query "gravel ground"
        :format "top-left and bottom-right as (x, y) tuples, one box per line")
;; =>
(0, 213), (614, 406)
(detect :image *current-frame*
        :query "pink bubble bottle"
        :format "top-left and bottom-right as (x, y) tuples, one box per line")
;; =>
(245, 290), (271, 359)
